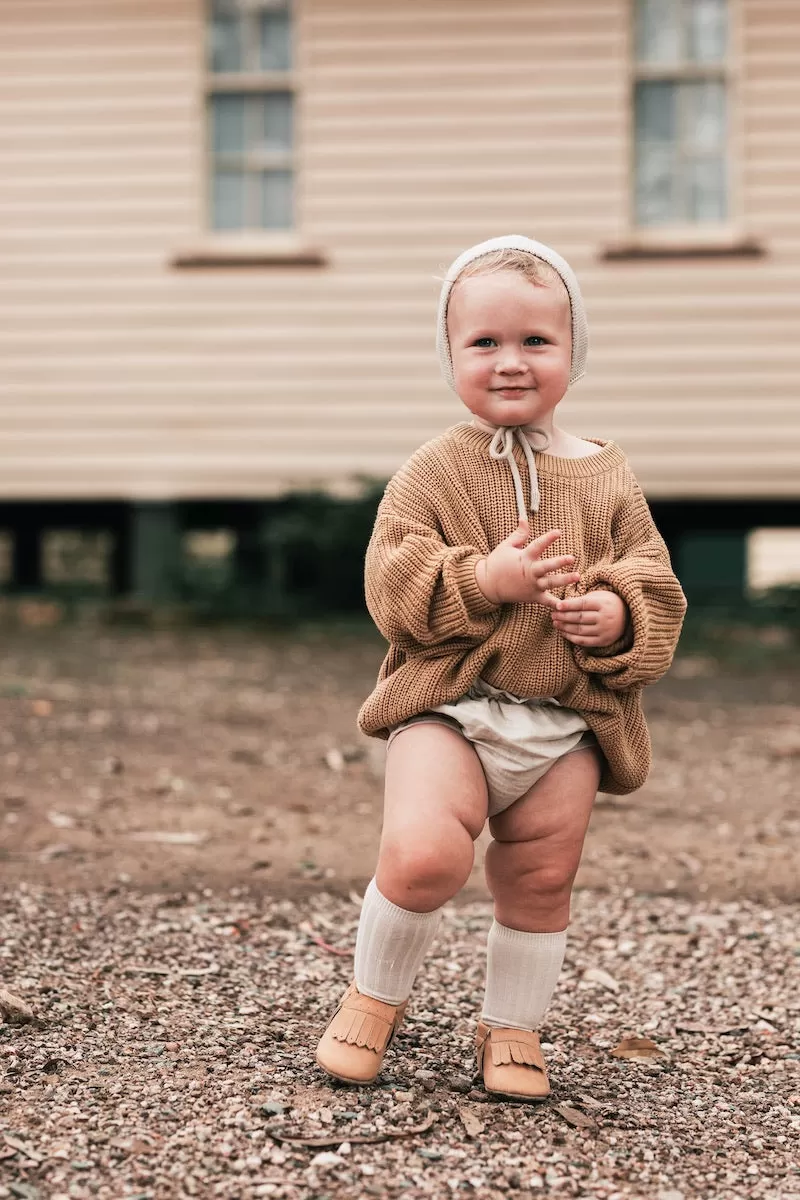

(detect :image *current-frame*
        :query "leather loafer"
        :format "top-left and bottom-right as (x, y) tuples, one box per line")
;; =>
(316, 982), (407, 1085)
(476, 1020), (550, 1101)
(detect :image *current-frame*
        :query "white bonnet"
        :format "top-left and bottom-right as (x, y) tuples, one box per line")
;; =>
(436, 234), (588, 391)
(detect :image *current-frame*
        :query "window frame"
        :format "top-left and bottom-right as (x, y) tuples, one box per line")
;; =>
(205, 1), (295, 234)
(604, 0), (761, 259)
(173, 0), (325, 268)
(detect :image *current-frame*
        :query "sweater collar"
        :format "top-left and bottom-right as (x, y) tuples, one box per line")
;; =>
(469, 419), (550, 523)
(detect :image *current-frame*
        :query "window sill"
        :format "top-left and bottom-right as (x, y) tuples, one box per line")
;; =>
(171, 236), (327, 269)
(601, 230), (765, 262)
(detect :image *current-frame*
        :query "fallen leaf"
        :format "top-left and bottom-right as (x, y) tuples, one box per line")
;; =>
(120, 966), (171, 977)
(610, 1035), (669, 1062)
(267, 1111), (436, 1147)
(458, 1105), (485, 1138)
(38, 843), (73, 861)
(676, 1022), (748, 1035)
(31, 698), (53, 716)
(554, 1102), (599, 1132)
(582, 967), (620, 993)
(0, 987), (34, 1025)
(676, 851), (702, 875)
(299, 921), (353, 958)
(3, 1133), (44, 1163)
(767, 735), (800, 758)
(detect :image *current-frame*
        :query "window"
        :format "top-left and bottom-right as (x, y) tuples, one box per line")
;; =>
(206, 1), (294, 232)
(633, 0), (730, 227)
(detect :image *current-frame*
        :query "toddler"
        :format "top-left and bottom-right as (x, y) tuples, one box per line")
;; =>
(316, 235), (687, 1101)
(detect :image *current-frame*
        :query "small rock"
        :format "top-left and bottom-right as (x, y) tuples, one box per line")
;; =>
(324, 748), (345, 772)
(310, 1151), (344, 1169)
(47, 811), (76, 829)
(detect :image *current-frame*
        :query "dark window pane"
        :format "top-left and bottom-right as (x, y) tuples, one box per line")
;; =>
(635, 80), (677, 144)
(260, 169), (293, 228)
(211, 93), (246, 155)
(212, 170), (246, 229)
(260, 8), (291, 70)
(209, 6), (242, 72)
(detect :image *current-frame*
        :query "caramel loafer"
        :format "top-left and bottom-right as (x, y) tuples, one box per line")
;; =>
(476, 1020), (550, 1101)
(316, 982), (408, 1085)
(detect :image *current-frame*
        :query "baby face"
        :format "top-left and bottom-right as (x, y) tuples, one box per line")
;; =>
(446, 270), (572, 429)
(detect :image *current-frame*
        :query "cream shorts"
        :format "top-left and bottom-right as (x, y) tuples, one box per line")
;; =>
(386, 678), (596, 818)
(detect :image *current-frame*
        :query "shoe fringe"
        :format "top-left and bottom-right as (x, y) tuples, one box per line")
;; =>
(491, 1037), (545, 1071)
(329, 1007), (392, 1053)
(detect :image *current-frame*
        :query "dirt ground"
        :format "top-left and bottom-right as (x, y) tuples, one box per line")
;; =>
(2, 622), (799, 903)
(2, 622), (799, 1200)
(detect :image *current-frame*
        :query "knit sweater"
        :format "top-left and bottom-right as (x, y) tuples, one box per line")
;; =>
(357, 423), (687, 795)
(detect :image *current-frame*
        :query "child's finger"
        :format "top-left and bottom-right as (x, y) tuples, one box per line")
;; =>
(536, 589), (561, 610)
(536, 571), (580, 593)
(553, 614), (600, 631)
(533, 554), (576, 577)
(555, 594), (599, 613)
(523, 529), (563, 559)
(560, 631), (602, 646)
(506, 519), (530, 549)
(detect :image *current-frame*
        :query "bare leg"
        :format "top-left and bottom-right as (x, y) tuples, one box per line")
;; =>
(316, 722), (490, 1083)
(484, 747), (602, 931)
(376, 722), (489, 912)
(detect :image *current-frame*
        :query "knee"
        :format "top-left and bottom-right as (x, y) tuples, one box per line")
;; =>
(378, 833), (473, 910)
(487, 840), (577, 903)
(524, 860), (577, 901)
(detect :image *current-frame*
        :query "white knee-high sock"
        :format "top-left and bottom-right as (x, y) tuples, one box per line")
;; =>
(354, 878), (442, 1005)
(481, 920), (567, 1031)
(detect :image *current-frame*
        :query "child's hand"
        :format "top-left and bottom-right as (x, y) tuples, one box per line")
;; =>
(552, 589), (629, 647)
(475, 522), (580, 608)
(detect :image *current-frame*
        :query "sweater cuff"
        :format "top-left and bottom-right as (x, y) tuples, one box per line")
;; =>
(453, 554), (503, 617)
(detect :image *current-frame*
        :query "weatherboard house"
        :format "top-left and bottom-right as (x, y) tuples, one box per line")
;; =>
(1, 0), (798, 603)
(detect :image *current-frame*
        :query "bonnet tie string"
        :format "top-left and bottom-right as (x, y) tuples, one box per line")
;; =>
(488, 426), (550, 524)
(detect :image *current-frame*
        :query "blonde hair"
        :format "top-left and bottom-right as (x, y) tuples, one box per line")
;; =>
(453, 247), (565, 293)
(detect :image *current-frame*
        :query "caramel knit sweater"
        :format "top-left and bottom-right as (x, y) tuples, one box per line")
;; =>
(358, 423), (687, 795)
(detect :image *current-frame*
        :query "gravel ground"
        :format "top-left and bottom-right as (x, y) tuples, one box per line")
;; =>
(1, 885), (798, 1200)
(1, 621), (799, 1199)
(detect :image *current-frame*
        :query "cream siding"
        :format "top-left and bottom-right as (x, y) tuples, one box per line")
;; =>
(0, 0), (798, 499)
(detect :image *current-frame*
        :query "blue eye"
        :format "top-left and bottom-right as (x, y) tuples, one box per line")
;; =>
(474, 337), (496, 348)
(525, 336), (547, 346)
